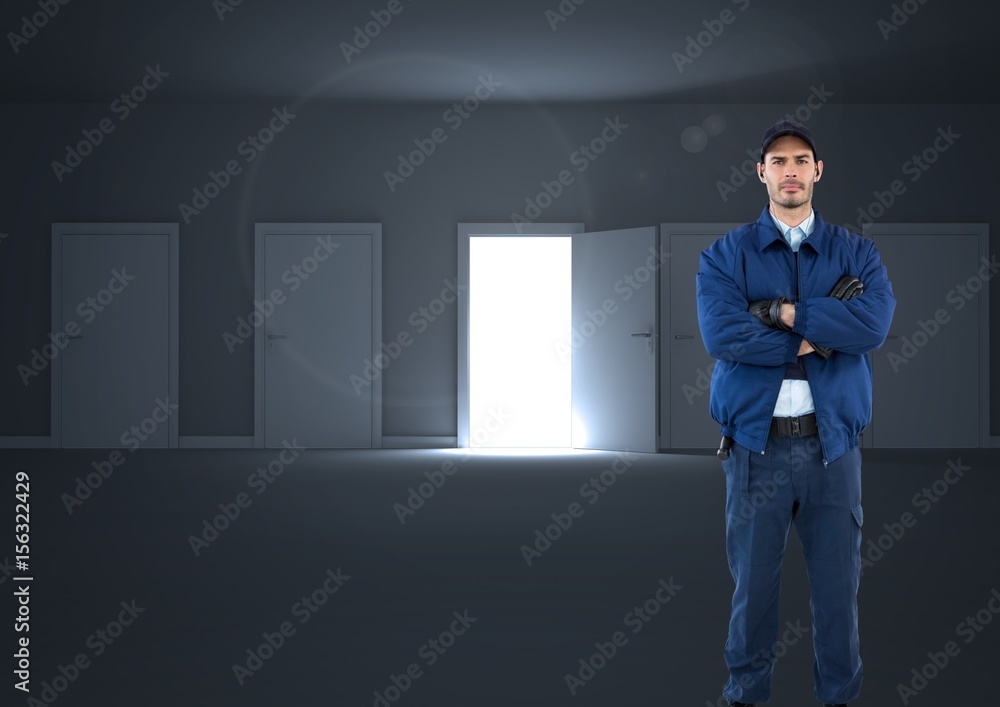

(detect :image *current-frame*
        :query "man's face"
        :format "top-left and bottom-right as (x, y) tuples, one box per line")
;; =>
(758, 135), (823, 208)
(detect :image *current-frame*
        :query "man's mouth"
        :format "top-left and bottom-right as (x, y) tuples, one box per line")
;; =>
(781, 184), (802, 191)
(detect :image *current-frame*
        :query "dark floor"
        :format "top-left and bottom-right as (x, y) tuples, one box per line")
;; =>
(3, 445), (999, 706)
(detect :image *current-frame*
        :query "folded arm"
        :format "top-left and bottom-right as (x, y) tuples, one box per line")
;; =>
(789, 240), (896, 355)
(696, 247), (803, 366)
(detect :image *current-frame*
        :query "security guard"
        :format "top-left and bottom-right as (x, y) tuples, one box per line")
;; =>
(696, 119), (896, 706)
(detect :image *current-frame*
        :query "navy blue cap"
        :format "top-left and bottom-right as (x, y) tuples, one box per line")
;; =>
(760, 119), (817, 162)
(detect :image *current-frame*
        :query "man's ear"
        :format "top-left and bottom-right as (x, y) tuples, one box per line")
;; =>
(814, 159), (824, 182)
(758, 162), (766, 182)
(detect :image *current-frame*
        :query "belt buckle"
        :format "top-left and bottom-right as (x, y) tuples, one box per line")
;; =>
(790, 416), (801, 437)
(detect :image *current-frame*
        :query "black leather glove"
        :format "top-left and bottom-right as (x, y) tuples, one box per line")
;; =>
(811, 341), (833, 360)
(748, 296), (793, 331)
(830, 274), (864, 300)
(748, 296), (827, 359)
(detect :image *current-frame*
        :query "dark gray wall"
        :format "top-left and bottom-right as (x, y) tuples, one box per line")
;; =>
(1, 102), (996, 437)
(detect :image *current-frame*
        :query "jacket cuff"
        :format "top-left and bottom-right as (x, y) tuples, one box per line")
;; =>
(791, 300), (808, 338)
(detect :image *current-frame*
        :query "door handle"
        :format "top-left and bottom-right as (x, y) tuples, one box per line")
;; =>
(674, 334), (694, 339)
(631, 329), (654, 353)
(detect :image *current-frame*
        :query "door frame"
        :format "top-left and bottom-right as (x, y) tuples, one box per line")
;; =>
(864, 223), (991, 448)
(254, 223), (383, 449)
(456, 223), (583, 448)
(50, 222), (179, 449)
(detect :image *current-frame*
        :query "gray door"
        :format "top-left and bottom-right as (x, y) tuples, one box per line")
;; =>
(870, 231), (981, 448)
(662, 225), (741, 449)
(59, 232), (171, 448)
(571, 226), (658, 453)
(261, 230), (374, 448)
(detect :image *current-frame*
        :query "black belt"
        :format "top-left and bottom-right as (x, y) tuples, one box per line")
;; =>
(770, 412), (818, 437)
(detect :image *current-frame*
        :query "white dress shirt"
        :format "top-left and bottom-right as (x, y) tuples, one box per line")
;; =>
(770, 209), (816, 417)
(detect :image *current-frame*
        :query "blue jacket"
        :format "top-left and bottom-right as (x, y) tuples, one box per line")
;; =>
(696, 204), (896, 466)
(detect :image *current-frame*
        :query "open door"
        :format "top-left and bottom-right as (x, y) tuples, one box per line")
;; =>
(572, 226), (659, 453)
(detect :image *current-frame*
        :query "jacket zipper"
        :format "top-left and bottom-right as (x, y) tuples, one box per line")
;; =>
(795, 245), (828, 468)
(761, 374), (783, 456)
(760, 241), (794, 457)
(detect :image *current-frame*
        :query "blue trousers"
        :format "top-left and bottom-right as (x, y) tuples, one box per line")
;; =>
(721, 431), (864, 704)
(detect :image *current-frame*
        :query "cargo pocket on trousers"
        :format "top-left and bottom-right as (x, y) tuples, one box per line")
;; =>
(851, 503), (864, 566)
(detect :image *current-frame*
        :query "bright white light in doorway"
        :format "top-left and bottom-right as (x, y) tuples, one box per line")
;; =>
(469, 236), (571, 447)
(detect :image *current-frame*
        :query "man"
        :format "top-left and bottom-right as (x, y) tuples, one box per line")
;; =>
(695, 119), (896, 706)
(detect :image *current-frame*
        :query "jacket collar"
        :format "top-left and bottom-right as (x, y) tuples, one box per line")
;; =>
(756, 204), (829, 255)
